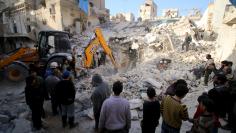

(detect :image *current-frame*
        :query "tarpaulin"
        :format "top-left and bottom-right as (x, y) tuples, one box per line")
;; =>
(78, 0), (89, 14)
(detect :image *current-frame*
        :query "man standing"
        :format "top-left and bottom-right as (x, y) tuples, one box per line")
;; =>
(204, 54), (215, 86)
(25, 67), (47, 130)
(99, 81), (131, 133)
(45, 68), (61, 115)
(55, 71), (77, 128)
(182, 32), (192, 51)
(91, 74), (111, 131)
(161, 84), (189, 133)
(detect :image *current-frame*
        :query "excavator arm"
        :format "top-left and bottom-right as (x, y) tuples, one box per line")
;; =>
(84, 28), (118, 69)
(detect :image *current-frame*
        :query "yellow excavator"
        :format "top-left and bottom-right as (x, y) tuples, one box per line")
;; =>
(83, 27), (118, 69)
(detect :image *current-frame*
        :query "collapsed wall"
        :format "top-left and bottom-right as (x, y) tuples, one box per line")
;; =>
(212, 0), (236, 64)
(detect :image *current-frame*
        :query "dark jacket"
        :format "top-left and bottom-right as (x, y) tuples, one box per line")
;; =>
(55, 80), (75, 105)
(208, 85), (230, 117)
(91, 74), (110, 115)
(25, 75), (47, 106)
(45, 75), (60, 95)
(184, 35), (192, 44)
(142, 100), (160, 128)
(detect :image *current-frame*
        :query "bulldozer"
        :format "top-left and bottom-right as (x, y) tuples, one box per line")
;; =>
(0, 28), (118, 81)
(0, 30), (73, 81)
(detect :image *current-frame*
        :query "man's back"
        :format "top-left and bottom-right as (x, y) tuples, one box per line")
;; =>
(55, 80), (75, 105)
(161, 95), (188, 129)
(45, 75), (60, 93)
(91, 82), (110, 113)
(99, 96), (131, 130)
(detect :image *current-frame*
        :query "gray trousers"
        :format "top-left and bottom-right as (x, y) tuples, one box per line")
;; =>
(61, 103), (74, 117)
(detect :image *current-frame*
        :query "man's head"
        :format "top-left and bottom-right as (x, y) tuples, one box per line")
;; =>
(200, 97), (214, 113)
(174, 79), (187, 88)
(174, 84), (189, 99)
(62, 71), (70, 80)
(113, 81), (123, 96)
(50, 62), (58, 69)
(213, 74), (227, 86)
(206, 54), (211, 59)
(221, 60), (228, 67)
(147, 87), (156, 99)
(28, 64), (37, 77)
(92, 74), (103, 87)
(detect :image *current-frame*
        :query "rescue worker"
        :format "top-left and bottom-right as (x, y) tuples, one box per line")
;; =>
(128, 46), (138, 69)
(204, 54), (215, 86)
(25, 66), (47, 130)
(45, 68), (61, 115)
(182, 32), (192, 51)
(44, 62), (60, 78)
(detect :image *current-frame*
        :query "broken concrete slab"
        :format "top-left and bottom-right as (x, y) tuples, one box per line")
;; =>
(12, 118), (31, 133)
(0, 114), (9, 123)
(129, 99), (143, 110)
(130, 110), (139, 120)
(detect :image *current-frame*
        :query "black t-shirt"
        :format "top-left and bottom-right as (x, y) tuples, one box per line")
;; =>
(55, 80), (75, 105)
(142, 100), (160, 127)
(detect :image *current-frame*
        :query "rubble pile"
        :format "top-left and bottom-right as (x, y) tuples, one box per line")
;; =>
(0, 19), (220, 133)
(73, 20), (219, 127)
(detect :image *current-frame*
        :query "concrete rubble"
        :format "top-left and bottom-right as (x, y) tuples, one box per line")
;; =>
(0, 16), (228, 133)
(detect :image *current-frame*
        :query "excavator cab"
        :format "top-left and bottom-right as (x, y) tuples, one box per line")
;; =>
(37, 31), (71, 59)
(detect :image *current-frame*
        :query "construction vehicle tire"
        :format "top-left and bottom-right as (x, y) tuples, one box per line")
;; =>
(6, 64), (28, 82)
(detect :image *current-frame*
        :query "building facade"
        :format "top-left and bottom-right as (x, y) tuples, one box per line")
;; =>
(162, 9), (179, 18)
(88, 0), (109, 27)
(0, 0), (87, 37)
(139, 0), (157, 21)
(111, 12), (135, 22)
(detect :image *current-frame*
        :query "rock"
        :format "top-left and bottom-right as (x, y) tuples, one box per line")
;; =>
(83, 108), (94, 120)
(138, 111), (143, 118)
(129, 99), (143, 110)
(0, 114), (9, 123)
(131, 110), (139, 120)
(140, 93), (148, 100)
(76, 92), (92, 109)
(12, 118), (31, 133)
(143, 78), (162, 89)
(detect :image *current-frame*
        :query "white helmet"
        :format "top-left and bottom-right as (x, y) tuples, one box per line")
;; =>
(50, 62), (58, 68)
(67, 56), (73, 61)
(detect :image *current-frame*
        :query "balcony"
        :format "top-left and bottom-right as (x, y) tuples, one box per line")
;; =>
(223, 4), (236, 25)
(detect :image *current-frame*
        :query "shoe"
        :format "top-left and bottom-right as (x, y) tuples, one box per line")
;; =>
(62, 116), (67, 128)
(69, 117), (78, 129)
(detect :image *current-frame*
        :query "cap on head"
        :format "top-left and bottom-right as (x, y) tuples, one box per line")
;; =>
(92, 74), (103, 86)
(67, 56), (73, 61)
(50, 62), (58, 69)
(62, 71), (70, 79)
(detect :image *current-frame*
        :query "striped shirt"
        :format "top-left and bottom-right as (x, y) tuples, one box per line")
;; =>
(160, 95), (189, 129)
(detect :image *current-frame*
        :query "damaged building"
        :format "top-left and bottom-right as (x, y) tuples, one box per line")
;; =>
(0, 0), (87, 36)
(139, 0), (157, 21)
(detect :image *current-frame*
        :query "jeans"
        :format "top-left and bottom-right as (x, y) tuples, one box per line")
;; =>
(161, 121), (180, 133)
(61, 103), (74, 117)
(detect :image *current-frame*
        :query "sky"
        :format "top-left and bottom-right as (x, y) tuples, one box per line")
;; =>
(106, 0), (213, 18)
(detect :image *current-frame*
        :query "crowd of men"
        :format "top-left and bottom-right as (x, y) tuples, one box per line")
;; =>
(24, 53), (236, 133)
